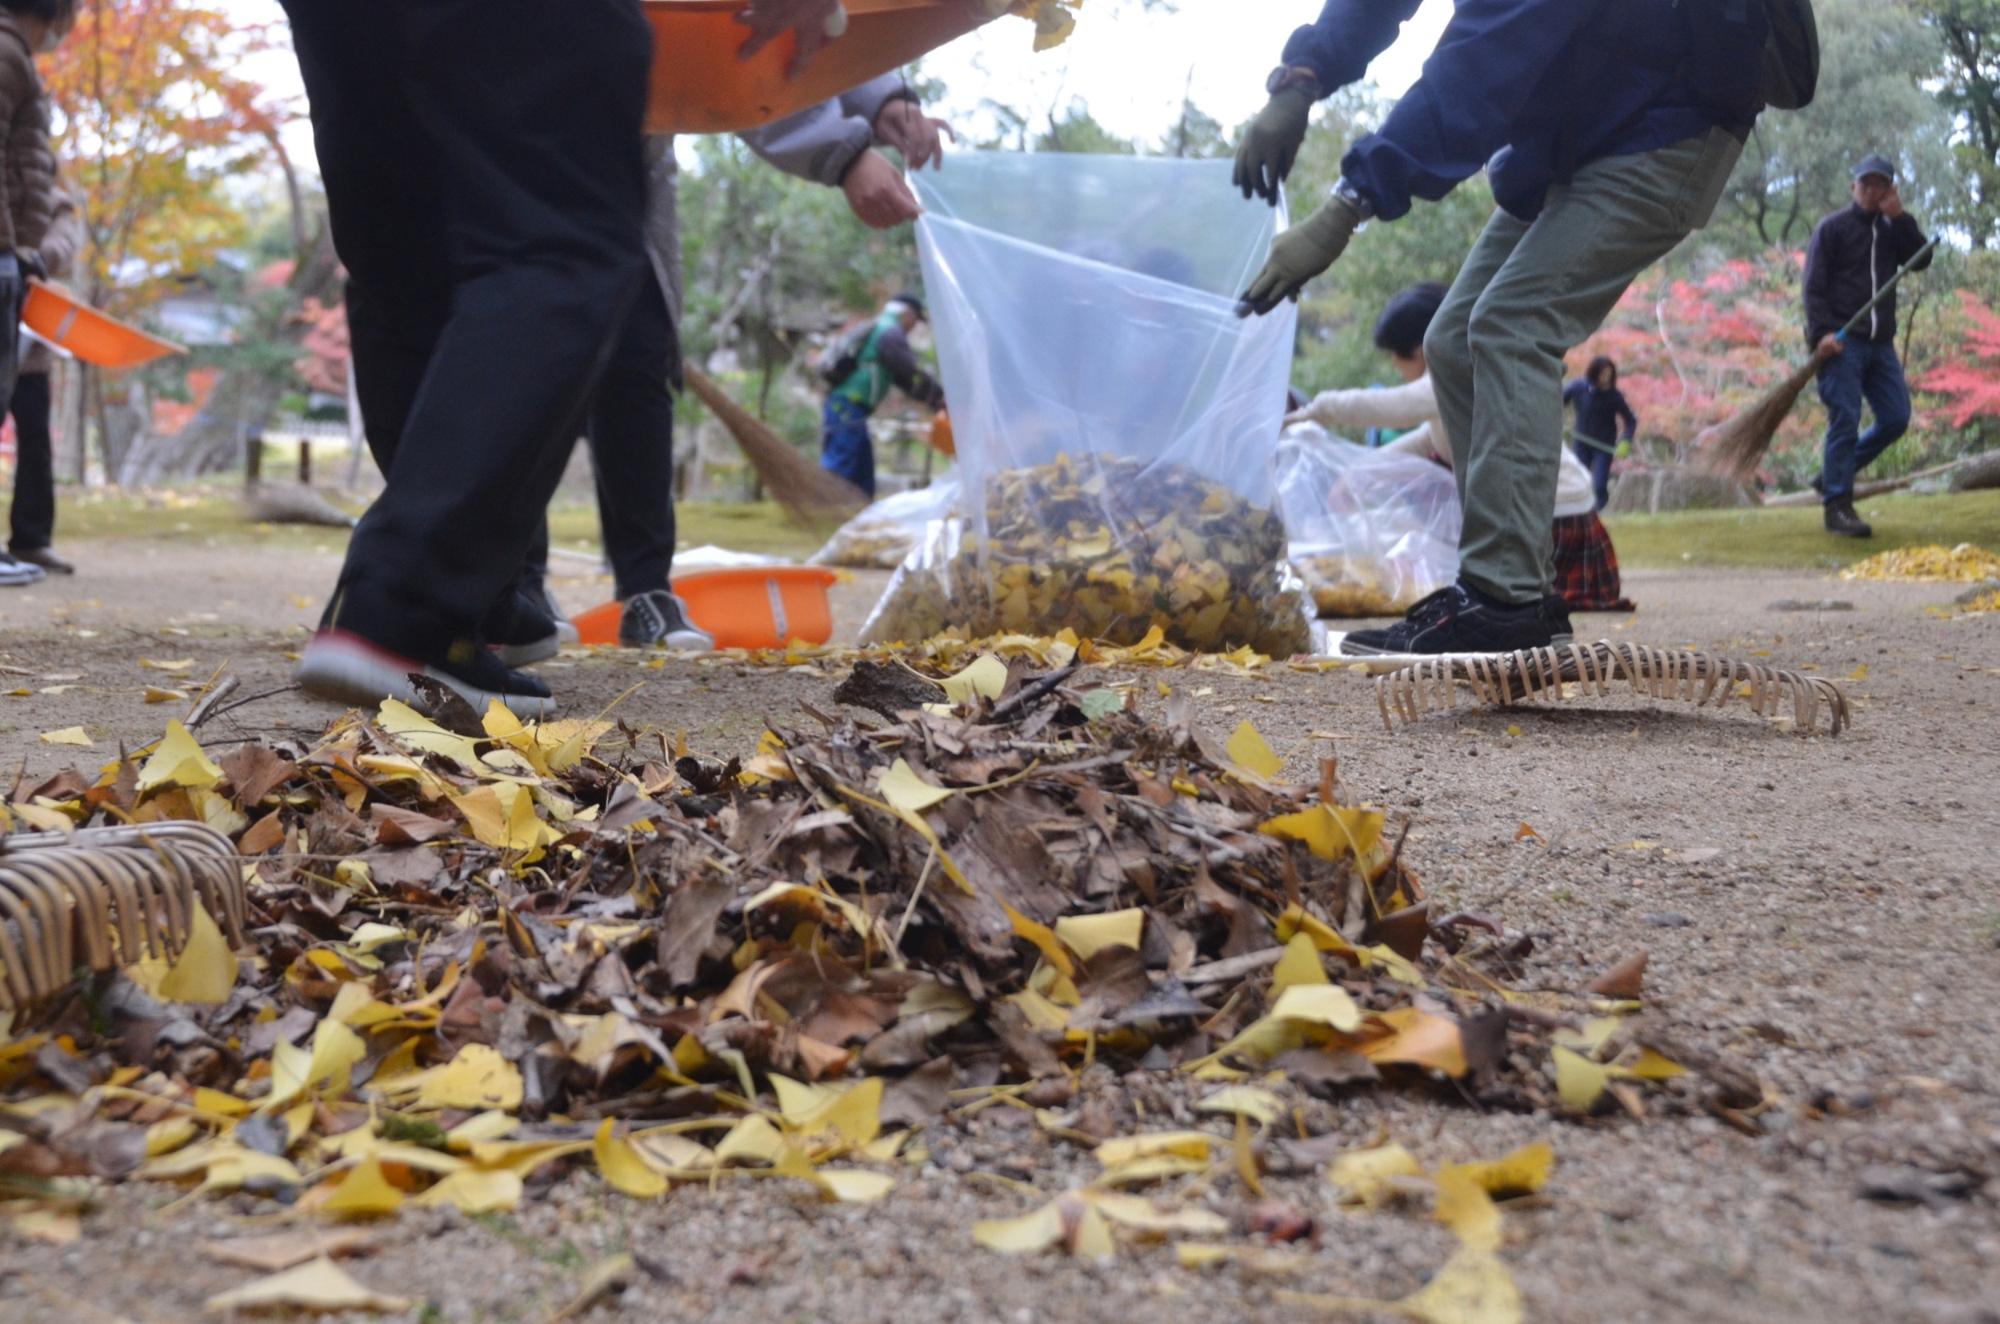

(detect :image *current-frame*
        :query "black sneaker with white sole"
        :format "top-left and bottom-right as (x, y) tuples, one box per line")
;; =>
(1342, 582), (1572, 658)
(297, 629), (556, 719)
(488, 589), (562, 668)
(619, 589), (715, 650)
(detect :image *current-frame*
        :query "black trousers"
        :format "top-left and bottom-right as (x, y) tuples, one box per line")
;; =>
(8, 371), (53, 552)
(526, 276), (680, 603)
(281, 0), (652, 661)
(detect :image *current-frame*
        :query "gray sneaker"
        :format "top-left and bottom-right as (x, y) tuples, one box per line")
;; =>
(619, 589), (715, 650)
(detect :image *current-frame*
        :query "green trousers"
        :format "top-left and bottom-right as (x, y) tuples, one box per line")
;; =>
(1425, 127), (1743, 604)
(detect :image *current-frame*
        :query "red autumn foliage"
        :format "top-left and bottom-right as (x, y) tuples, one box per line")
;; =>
(1914, 291), (2000, 429)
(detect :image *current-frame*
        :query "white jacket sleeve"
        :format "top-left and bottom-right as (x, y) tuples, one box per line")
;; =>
(1294, 377), (1438, 435)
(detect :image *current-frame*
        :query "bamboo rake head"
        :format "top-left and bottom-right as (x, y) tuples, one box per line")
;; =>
(1374, 640), (1852, 737)
(0, 822), (248, 1013)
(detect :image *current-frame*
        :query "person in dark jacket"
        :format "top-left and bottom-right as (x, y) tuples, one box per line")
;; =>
(7, 167), (78, 578)
(1562, 356), (1637, 511)
(820, 292), (943, 498)
(1237, 0), (1765, 657)
(1803, 153), (1932, 539)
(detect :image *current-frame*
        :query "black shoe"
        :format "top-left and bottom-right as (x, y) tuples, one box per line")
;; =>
(488, 589), (562, 668)
(1808, 472), (1825, 498)
(1344, 582), (1572, 658)
(619, 589), (715, 650)
(1339, 586), (1458, 656)
(11, 546), (74, 575)
(1824, 499), (1872, 539)
(297, 629), (556, 719)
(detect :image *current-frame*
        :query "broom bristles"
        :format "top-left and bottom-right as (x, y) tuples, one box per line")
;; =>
(683, 364), (869, 528)
(1695, 357), (1820, 482)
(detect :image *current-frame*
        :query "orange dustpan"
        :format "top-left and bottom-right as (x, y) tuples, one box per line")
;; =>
(572, 566), (840, 650)
(643, 0), (1001, 135)
(22, 282), (184, 370)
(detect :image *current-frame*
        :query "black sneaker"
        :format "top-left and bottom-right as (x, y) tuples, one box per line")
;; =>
(1824, 499), (1872, 539)
(488, 589), (562, 668)
(1345, 582), (1572, 658)
(1808, 472), (1825, 498)
(297, 629), (556, 719)
(619, 589), (715, 650)
(1339, 586), (1458, 656)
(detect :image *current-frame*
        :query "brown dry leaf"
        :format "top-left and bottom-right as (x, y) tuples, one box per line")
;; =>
(144, 686), (188, 704)
(203, 1257), (412, 1315)
(1583, 950), (1648, 998)
(1513, 822), (1543, 843)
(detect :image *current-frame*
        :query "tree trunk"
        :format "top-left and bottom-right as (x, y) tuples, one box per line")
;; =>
(1950, 448), (2000, 493)
(118, 223), (342, 485)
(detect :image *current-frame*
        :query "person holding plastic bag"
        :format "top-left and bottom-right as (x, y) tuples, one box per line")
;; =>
(1288, 281), (1634, 616)
(1237, 0), (1806, 656)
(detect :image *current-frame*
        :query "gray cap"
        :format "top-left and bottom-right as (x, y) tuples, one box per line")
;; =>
(1852, 153), (1896, 182)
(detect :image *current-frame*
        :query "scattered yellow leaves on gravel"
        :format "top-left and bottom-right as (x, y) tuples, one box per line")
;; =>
(1840, 542), (2000, 582)
(203, 1257), (412, 1315)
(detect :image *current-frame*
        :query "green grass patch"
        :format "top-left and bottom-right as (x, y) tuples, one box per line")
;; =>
(54, 484), (828, 562)
(1606, 489), (2000, 572)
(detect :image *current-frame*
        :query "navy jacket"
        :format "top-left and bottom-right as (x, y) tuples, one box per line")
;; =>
(1281, 0), (1762, 221)
(1801, 205), (1932, 347)
(1562, 379), (1637, 444)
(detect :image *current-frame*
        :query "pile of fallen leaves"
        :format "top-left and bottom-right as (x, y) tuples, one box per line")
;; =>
(0, 655), (1751, 1310)
(861, 454), (1313, 656)
(1839, 542), (2000, 582)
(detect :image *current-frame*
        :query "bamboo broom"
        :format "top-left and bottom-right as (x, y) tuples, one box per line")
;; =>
(1698, 236), (1939, 482)
(682, 363), (869, 527)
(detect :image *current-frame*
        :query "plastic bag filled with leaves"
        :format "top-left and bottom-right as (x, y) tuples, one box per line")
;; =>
(1275, 425), (1462, 619)
(861, 152), (1307, 654)
(811, 480), (960, 570)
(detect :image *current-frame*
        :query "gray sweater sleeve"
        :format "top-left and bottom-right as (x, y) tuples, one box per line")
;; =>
(737, 72), (912, 187)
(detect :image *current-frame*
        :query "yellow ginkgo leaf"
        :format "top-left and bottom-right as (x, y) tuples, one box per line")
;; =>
(1053, 908), (1143, 961)
(806, 1168), (896, 1203)
(937, 655), (1007, 705)
(1553, 1046), (1609, 1113)
(267, 1018), (366, 1110)
(203, 1257), (413, 1315)
(136, 720), (223, 792)
(1279, 1248), (1521, 1324)
(144, 686), (187, 704)
(1094, 1131), (1213, 1169)
(139, 657), (195, 673)
(1433, 1165), (1502, 1252)
(714, 1114), (785, 1167)
(1269, 930), (1328, 994)
(376, 697), (483, 771)
(1260, 802), (1385, 865)
(1328, 1140), (1425, 1206)
(1224, 720), (1282, 781)
(1088, 1191), (1229, 1237)
(771, 1075), (882, 1149)
(415, 1167), (523, 1214)
(417, 1044), (523, 1111)
(321, 1159), (405, 1219)
(38, 726), (93, 747)
(594, 1120), (668, 1199)
(155, 903), (237, 1005)
(878, 758), (953, 815)
(1193, 1085), (1283, 1128)
(973, 1200), (1065, 1254)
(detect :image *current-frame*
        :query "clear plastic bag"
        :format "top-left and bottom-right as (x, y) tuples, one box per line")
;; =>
(1274, 426), (1463, 618)
(810, 481), (960, 569)
(860, 152), (1308, 654)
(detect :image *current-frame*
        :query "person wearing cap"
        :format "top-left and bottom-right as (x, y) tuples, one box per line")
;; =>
(1233, 0), (1785, 657)
(1802, 153), (1932, 539)
(819, 291), (944, 498)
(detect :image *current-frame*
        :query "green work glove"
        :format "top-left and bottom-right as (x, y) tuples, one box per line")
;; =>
(1233, 86), (1314, 205)
(1236, 191), (1364, 318)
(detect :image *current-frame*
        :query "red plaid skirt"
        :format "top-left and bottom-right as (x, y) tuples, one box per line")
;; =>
(1552, 513), (1635, 612)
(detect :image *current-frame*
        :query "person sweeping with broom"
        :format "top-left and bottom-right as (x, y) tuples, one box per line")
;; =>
(1236, 0), (1818, 658)
(1803, 154), (1932, 539)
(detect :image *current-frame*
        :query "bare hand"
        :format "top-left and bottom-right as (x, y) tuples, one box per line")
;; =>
(874, 98), (955, 172)
(842, 150), (923, 230)
(1880, 184), (1905, 219)
(736, 0), (845, 76)
(1816, 334), (1845, 360)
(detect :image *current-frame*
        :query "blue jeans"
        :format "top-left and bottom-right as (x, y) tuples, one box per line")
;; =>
(820, 396), (875, 498)
(1572, 438), (1615, 511)
(1816, 339), (1910, 503)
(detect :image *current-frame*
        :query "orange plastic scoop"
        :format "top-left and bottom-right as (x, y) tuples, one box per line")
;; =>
(22, 283), (184, 370)
(571, 566), (840, 650)
(644, 0), (998, 135)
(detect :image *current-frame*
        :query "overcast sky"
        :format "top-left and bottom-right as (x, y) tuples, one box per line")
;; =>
(221, 0), (1455, 174)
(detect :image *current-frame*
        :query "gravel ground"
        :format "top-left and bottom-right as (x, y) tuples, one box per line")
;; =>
(0, 542), (1996, 1323)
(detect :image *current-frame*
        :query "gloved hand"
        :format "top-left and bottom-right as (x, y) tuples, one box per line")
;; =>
(1282, 392), (1340, 430)
(736, 0), (847, 75)
(1233, 86), (1313, 205)
(1237, 191), (1364, 317)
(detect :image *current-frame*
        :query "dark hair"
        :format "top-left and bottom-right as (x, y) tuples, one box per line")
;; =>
(0, 0), (76, 22)
(1373, 282), (1449, 358)
(1587, 355), (1617, 387)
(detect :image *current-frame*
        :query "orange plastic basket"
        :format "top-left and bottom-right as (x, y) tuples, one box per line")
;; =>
(929, 408), (955, 457)
(21, 282), (184, 370)
(572, 566), (840, 650)
(643, 0), (995, 135)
